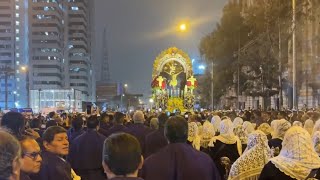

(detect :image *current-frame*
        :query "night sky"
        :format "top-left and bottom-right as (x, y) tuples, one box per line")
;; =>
(94, 0), (227, 100)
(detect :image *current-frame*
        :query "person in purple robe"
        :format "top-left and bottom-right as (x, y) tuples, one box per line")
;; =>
(67, 115), (84, 144)
(127, 111), (152, 156)
(30, 126), (73, 180)
(102, 133), (144, 180)
(68, 115), (106, 180)
(145, 113), (169, 157)
(104, 112), (129, 137)
(140, 115), (221, 180)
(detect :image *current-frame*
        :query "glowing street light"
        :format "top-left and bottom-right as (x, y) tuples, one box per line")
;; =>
(124, 84), (128, 88)
(198, 65), (206, 70)
(179, 23), (187, 31)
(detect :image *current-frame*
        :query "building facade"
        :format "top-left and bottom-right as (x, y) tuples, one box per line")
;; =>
(0, 0), (95, 110)
(0, 0), (28, 109)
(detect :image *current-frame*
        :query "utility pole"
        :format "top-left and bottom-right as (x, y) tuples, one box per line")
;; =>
(211, 61), (214, 110)
(278, 1), (283, 110)
(292, 0), (297, 110)
(237, 34), (241, 110)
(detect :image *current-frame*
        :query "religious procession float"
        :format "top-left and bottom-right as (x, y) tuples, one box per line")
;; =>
(151, 47), (197, 113)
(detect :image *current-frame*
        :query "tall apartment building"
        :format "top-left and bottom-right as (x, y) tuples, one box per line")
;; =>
(0, 0), (28, 109)
(0, 0), (95, 110)
(66, 0), (92, 101)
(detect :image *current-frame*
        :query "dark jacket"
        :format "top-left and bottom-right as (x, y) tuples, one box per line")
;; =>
(145, 128), (167, 157)
(68, 129), (106, 180)
(104, 124), (128, 137)
(127, 123), (152, 156)
(30, 151), (72, 180)
(140, 143), (221, 180)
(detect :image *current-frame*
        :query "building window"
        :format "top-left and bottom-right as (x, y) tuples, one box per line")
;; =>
(16, 29), (19, 34)
(71, 6), (79, 11)
(15, 13), (19, 18)
(16, 53), (20, 58)
(15, 5), (19, 10)
(16, 37), (20, 41)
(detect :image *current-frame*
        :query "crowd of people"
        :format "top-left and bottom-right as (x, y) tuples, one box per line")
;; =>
(1, 109), (320, 180)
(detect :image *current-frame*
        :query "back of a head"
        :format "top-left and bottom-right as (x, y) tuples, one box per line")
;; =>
(72, 115), (84, 131)
(0, 129), (21, 179)
(165, 115), (188, 143)
(30, 118), (41, 129)
(157, 113), (168, 127)
(133, 111), (144, 123)
(1, 112), (25, 137)
(87, 115), (99, 129)
(150, 118), (159, 130)
(114, 112), (125, 124)
(43, 126), (67, 144)
(48, 111), (56, 119)
(103, 133), (141, 176)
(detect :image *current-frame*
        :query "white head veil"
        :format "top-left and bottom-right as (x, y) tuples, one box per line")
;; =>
(188, 122), (200, 150)
(229, 130), (271, 180)
(271, 126), (320, 179)
(211, 115), (221, 133)
(209, 118), (242, 155)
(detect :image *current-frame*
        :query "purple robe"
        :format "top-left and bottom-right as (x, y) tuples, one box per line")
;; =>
(109, 178), (143, 180)
(103, 124), (129, 137)
(30, 151), (72, 180)
(140, 143), (221, 180)
(127, 123), (152, 156)
(145, 128), (168, 158)
(68, 129), (106, 180)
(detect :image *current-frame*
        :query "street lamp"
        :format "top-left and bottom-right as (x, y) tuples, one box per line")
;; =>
(120, 94), (125, 112)
(20, 66), (30, 107)
(149, 98), (154, 110)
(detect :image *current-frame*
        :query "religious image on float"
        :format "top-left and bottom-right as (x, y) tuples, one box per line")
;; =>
(151, 47), (197, 112)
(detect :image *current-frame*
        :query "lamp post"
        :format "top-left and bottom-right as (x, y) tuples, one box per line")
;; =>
(21, 66), (30, 107)
(292, 0), (297, 110)
(149, 98), (154, 110)
(38, 88), (42, 113)
(120, 94), (125, 112)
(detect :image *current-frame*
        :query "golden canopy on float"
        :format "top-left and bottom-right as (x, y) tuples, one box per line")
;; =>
(152, 47), (193, 80)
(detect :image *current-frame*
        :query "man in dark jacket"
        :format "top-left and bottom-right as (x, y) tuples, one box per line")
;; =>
(104, 112), (128, 137)
(31, 126), (72, 180)
(140, 116), (221, 180)
(127, 111), (152, 156)
(68, 115), (106, 180)
(145, 113), (168, 157)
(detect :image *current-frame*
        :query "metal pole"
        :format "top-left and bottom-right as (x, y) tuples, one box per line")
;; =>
(4, 71), (8, 110)
(38, 88), (41, 113)
(26, 71), (30, 107)
(211, 61), (214, 109)
(237, 35), (240, 110)
(292, 0), (297, 110)
(278, 12), (283, 110)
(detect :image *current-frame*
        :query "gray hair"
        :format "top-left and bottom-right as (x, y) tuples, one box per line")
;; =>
(150, 118), (159, 130)
(0, 128), (21, 179)
(133, 111), (145, 123)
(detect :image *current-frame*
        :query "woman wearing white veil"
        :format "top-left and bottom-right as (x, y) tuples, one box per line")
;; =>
(260, 126), (320, 180)
(228, 130), (271, 180)
(208, 117), (242, 179)
(211, 115), (221, 135)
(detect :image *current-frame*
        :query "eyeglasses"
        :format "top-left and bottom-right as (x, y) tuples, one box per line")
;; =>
(22, 151), (41, 160)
